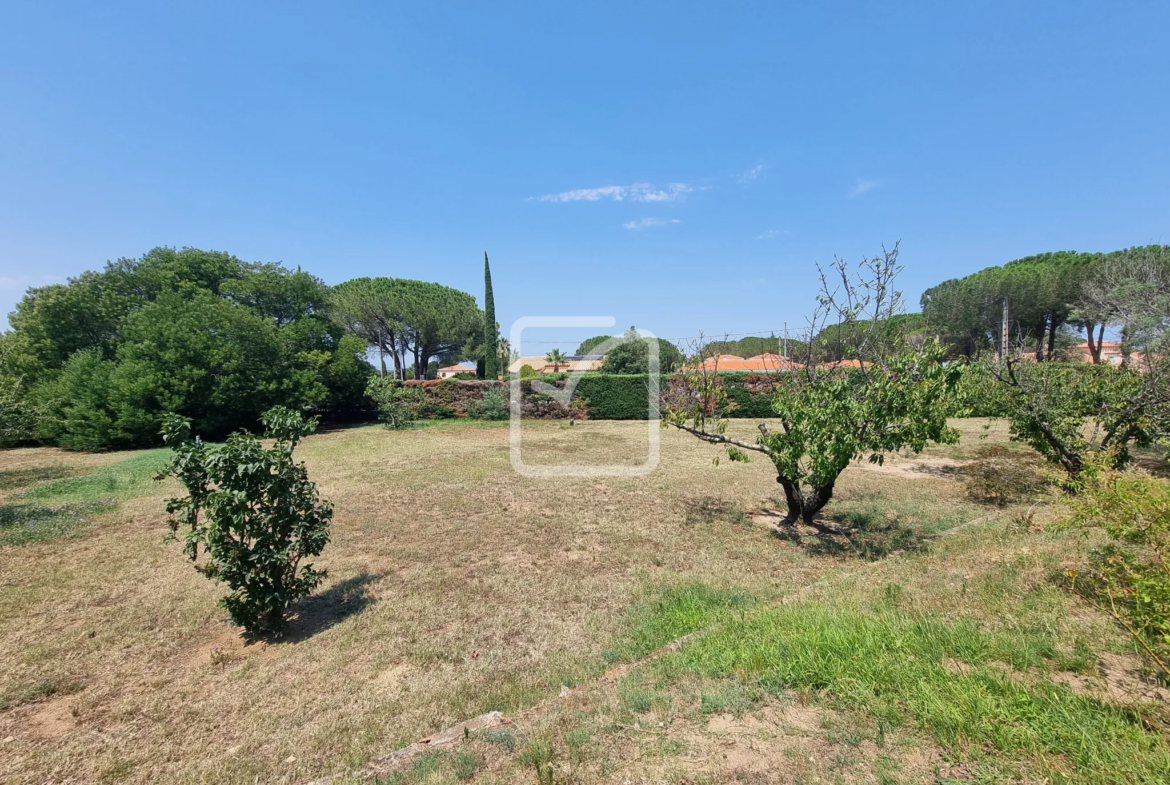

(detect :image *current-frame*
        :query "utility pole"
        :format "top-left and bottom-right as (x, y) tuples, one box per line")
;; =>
(1000, 297), (1010, 360)
(783, 321), (788, 362)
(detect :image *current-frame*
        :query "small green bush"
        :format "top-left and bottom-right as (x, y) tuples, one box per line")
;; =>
(160, 406), (333, 637)
(468, 387), (509, 420)
(518, 364), (537, 379)
(366, 377), (424, 429)
(1059, 468), (1170, 677)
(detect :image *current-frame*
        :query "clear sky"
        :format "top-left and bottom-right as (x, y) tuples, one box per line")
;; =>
(2, 1), (1167, 354)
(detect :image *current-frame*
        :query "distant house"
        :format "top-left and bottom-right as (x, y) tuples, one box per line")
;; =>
(685, 353), (801, 373)
(507, 355), (606, 374)
(436, 364), (476, 379)
(1073, 341), (1143, 366)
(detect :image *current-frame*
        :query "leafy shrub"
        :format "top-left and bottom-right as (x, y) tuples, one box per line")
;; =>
(468, 387), (509, 420)
(518, 364), (537, 379)
(963, 444), (1049, 507)
(1058, 468), (1170, 676)
(160, 406), (333, 637)
(366, 376), (422, 429)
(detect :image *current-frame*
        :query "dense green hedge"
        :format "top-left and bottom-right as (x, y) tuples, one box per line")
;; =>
(574, 374), (656, 419)
(547, 373), (776, 420)
(721, 374), (778, 418)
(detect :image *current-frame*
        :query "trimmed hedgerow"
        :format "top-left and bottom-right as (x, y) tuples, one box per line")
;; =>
(574, 374), (658, 419)
(721, 374), (777, 419)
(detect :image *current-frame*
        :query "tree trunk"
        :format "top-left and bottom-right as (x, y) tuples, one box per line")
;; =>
(1046, 317), (1058, 360)
(385, 333), (403, 379)
(1084, 321), (1102, 363)
(776, 475), (837, 533)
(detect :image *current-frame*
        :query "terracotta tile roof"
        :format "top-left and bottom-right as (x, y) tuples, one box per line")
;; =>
(685, 355), (802, 372)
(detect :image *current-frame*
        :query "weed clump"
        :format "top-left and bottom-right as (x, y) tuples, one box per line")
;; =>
(964, 444), (1049, 507)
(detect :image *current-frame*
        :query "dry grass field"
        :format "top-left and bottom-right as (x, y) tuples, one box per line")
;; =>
(0, 418), (1167, 784)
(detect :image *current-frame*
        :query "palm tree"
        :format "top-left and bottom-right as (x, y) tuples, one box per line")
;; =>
(545, 349), (567, 373)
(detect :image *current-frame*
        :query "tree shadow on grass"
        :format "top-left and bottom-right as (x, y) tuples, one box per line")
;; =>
(767, 509), (928, 561)
(282, 572), (382, 642)
(0, 500), (113, 546)
(0, 466), (77, 492)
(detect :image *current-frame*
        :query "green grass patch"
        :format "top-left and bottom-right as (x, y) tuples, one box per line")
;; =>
(0, 676), (83, 710)
(0, 500), (114, 546)
(605, 582), (759, 663)
(0, 465), (78, 492)
(657, 602), (1170, 784)
(0, 449), (171, 546)
(23, 449), (171, 504)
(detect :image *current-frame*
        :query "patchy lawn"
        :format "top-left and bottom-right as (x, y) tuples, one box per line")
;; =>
(0, 419), (1166, 784)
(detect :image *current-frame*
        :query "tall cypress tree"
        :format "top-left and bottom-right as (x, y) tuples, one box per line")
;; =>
(482, 252), (499, 379)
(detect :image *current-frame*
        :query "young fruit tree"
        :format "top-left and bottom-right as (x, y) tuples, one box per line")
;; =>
(664, 244), (960, 533)
(159, 406), (333, 637)
(985, 358), (1170, 487)
(986, 246), (1170, 487)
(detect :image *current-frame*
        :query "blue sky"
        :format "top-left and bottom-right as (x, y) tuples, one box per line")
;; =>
(2, 1), (1167, 354)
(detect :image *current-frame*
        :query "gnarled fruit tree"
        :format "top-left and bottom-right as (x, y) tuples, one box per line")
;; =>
(664, 244), (960, 533)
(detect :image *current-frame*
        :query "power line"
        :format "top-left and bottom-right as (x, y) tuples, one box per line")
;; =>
(514, 326), (806, 345)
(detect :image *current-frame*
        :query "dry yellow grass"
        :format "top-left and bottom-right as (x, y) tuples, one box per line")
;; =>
(0, 418), (1140, 784)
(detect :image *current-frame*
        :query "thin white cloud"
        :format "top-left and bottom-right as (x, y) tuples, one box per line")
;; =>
(849, 178), (879, 198)
(623, 217), (681, 230)
(539, 182), (694, 203)
(738, 164), (766, 183)
(753, 229), (790, 240)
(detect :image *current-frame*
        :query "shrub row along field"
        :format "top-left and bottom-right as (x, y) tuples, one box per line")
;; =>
(2, 418), (1169, 784)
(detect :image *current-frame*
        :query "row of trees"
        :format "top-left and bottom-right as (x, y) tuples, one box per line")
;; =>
(0, 247), (497, 449)
(921, 246), (1170, 361)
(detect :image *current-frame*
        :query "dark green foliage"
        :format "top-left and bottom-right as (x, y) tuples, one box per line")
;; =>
(482, 253), (498, 380)
(111, 294), (288, 443)
(332, 276), (482, 382)
(598, 327), (683, 374)
(920, 246), (1170, 361)
(31, 348), (117, 450)
(575, 335), (612, 355)
(720, 375), (776, 418)
(160, 407), (332, 637)
(574, 374), (658, 419)
(5, 246), (371, 449)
